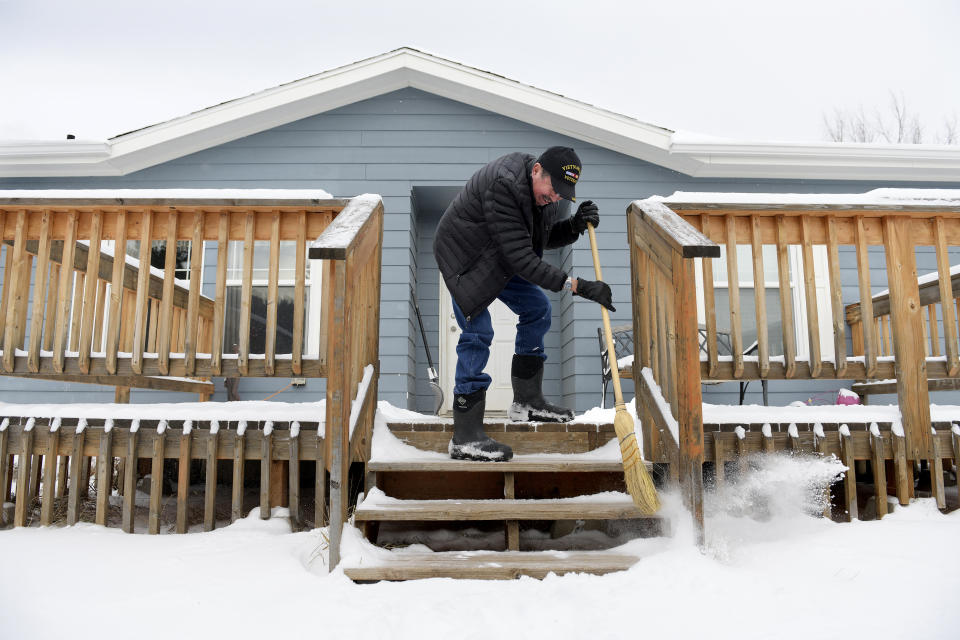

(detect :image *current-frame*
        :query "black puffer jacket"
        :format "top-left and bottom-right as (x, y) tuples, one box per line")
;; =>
(434, 153), (580, 320)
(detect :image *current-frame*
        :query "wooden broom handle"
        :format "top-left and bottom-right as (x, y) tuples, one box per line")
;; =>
(586, 223), (625, 408)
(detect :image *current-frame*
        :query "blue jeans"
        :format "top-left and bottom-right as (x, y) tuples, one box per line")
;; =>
(451, 276), (552, 395)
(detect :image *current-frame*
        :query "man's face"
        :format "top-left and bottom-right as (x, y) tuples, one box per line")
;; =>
(531, 163), (562, 206)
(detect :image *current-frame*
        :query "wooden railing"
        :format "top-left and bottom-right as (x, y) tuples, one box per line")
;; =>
(0, 195), (351, 388)
(0, 193), (383, 567)
(658, 199), (960, 467)
(0, 415), (324, 534)
(630, 196), (960, 527)
(628, 201), (719, 543)
(847, 260), (960, 394)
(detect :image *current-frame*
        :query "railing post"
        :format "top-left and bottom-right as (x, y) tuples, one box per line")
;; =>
(628, 209), (656, 460)
(882, 215), (932, 460)
(673, 251), (705, 545)
(325, 258), (349, 569)
(629, 200), (717, 545)
(311, 195), (384, 570)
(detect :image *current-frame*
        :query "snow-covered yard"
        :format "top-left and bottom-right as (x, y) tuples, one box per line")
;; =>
(2, 457), (957, 639)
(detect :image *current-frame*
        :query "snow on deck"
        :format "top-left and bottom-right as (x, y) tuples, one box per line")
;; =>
(0, 399), (326, 427)
(656, 188), (960, 208)
(0, 188), (335, 201)
(3, 395), (959, 450)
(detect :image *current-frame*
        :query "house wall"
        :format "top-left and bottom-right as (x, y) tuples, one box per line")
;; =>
(3, 87), (959, 411)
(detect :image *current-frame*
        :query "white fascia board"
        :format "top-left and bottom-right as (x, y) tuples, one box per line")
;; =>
(0, 141), (115, 177)
(110, 50), (686, 175)
(106, 70), (413, 174)
(671, 140), (960, 182)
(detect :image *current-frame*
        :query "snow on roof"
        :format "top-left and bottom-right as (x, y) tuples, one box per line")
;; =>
(657, 188), (960, 208)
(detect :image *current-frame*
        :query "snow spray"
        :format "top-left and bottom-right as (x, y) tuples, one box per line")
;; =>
(693, 452), (846, 562)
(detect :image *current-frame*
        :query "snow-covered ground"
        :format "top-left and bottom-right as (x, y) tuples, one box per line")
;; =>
(1, 484), (957, 639)
(1, 401), (958, 639)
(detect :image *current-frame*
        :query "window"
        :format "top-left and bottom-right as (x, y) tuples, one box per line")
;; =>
(124, 239), (194, 280)
(697, 244), (833, 360)
(222, 241), (322, 356)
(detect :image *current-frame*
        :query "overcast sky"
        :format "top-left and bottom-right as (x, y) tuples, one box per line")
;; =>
(2, 0), (957, 143)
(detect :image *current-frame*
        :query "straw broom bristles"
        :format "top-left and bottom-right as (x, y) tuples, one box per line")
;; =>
(614, 402), (660, 514)
(586, 224), (660, 515)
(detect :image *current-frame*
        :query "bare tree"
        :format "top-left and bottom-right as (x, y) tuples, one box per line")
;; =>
(941, 114), (958, 145)
(823, 91), (956, 144)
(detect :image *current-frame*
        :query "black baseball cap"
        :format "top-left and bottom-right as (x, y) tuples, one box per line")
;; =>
(536, 146), (581, 202)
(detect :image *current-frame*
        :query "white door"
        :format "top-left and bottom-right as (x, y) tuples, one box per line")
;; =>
(438, 284), (517, 415)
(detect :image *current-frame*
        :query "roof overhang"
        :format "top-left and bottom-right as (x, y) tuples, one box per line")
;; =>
(2, 48), (959, 183)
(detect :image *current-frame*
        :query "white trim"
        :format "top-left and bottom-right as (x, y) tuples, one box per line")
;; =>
(669, 138), (960, 181)
(3, 48), (960, 182)
(438, 282), (456, 415)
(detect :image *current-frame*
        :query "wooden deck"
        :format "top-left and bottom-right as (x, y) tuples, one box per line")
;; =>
(0, 194), (385, 570)
(628, 197), (960, 541)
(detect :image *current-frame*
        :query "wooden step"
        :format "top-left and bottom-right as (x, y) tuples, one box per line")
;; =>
(354, 495), (657, 521)
(367, 457), (644, 473)
(386, 420), (618, 455)
(343, 550), (640, 581)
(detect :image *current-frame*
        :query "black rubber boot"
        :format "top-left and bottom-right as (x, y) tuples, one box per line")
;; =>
(449, 389), (513, 461)
(507, 354), (574, 422)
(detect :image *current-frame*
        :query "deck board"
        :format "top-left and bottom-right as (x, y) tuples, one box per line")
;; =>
(354, 497), (659, 521)
(368, 458), (645, 473)
(343, 550), (640, 580)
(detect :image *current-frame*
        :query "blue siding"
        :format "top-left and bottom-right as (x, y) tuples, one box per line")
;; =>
(3, 87), (960, 411)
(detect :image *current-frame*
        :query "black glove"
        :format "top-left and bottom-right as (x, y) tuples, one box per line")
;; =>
(570, 200), (599, 234)
(573, 278), (616, 312)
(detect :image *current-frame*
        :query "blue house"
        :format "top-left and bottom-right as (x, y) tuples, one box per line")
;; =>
(3, 47), (960, 413)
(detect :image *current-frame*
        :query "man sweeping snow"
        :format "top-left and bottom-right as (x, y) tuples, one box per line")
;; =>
(433, 146), (616, 462)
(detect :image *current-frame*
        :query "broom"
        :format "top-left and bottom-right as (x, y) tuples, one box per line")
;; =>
(586, 223), (660, 515)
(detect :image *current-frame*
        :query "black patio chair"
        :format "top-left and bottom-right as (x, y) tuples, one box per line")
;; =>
(697, 325), (769, 406)
(597, 324), (634, 409)
(598, 324), (769, 408)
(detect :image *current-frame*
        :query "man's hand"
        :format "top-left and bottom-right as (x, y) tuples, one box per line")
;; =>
(570, 200), (599, 234)
(572, 278), (616, 312)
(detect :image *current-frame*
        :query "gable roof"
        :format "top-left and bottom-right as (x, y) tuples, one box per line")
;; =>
(2, 47), (959, 182)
